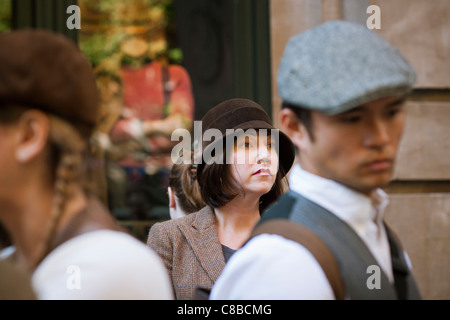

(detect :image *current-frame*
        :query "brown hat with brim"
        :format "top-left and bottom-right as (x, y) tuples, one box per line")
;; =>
(0, 29), (100, 137)
(197, 98), (295, 178)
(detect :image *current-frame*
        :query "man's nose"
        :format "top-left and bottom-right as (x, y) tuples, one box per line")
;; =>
(364, 118), (390, 149)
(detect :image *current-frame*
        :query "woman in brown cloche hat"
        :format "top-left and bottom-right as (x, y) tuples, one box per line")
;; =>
(0, 29), (173, 299)
(147, 98), (295, 300)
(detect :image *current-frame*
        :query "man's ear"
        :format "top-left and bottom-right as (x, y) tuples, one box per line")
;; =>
(14, 110), (50, 163)
(279, 108), (309, 149)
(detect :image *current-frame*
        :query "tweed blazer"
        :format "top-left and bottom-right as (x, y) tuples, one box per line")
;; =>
(147, 206), (225, 300)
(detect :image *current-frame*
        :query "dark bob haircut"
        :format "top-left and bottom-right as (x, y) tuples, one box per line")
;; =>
(197, 139), (288, 214)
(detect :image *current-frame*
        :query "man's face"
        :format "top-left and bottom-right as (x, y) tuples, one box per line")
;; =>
(297, 96), (406, 195)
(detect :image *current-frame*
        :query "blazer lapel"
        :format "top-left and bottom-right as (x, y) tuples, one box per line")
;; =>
(178, 206), (226, 283)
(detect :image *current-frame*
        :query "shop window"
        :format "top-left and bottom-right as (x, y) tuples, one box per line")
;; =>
(0, 0), (11, 32)
(79, 0), (194, 232)
(1, 0), (269, 241)
(77, 1), (269, 240)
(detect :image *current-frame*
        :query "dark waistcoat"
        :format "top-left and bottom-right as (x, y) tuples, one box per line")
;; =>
(255, 191), (422, 300)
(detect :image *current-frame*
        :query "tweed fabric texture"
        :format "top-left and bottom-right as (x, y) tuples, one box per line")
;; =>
(147, 206), (225, 300)
(277, 20), (416, 114)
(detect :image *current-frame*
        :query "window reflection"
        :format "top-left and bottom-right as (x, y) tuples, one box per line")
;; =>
(79, 0), (195, 229)
(0, 0), (11, 32)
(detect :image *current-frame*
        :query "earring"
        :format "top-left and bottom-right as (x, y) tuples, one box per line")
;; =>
(190, 164), (198, 178)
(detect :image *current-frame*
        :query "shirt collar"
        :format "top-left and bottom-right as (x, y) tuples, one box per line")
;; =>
(289, 164), (389, 229)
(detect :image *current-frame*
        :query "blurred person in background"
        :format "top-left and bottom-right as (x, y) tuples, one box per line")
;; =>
(0, 29), (172, 300)
(167, 159), (205, 220)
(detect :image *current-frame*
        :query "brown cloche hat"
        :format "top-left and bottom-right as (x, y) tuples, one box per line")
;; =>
(0, 29), (100, 137)
(197, 98), (295, 178)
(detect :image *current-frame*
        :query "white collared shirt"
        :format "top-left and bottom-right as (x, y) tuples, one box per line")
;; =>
(289, 164), (393, 282)
(210, 164), (393, 300)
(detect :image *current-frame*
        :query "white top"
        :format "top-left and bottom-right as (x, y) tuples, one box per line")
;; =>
(31, 230), (173, 300)
(210, 164), (394, 300)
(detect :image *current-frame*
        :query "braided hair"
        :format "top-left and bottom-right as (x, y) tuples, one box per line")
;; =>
(0, 106), (92, 269)
(34, 115), (89, 267)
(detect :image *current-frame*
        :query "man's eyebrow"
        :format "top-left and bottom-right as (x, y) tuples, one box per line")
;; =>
(387, 97), (407, 107)
(343, 97), (407, 114)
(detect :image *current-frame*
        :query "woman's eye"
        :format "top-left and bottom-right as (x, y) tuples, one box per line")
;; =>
(236, 141), (250, 149)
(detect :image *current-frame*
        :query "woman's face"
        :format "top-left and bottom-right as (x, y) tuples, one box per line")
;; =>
(229, 131), (279, 198)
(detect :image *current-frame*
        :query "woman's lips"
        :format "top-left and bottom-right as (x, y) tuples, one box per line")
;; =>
(253, 168), (271, 176)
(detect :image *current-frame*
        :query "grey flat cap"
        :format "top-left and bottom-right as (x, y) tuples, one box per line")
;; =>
(277, 20), (416, 115)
